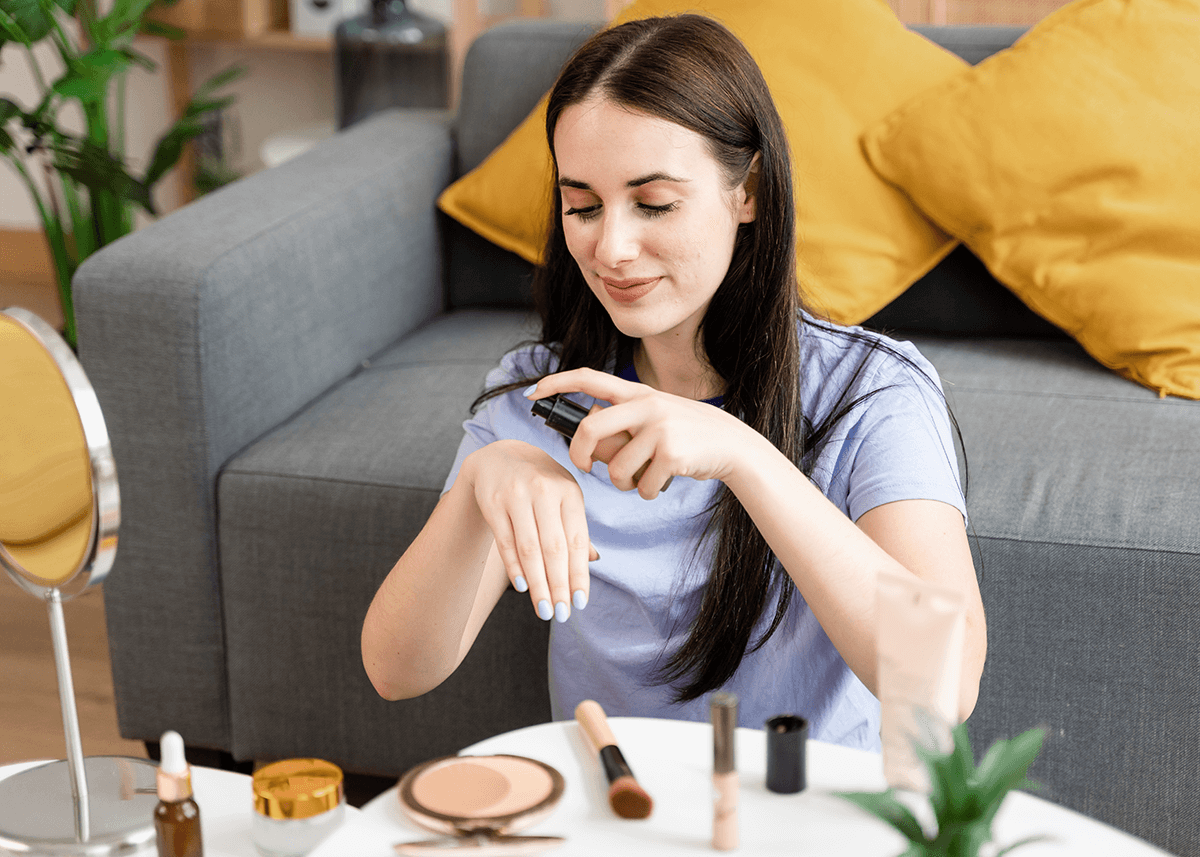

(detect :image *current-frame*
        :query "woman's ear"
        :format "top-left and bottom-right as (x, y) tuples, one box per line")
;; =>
(738, 153), (761, 223)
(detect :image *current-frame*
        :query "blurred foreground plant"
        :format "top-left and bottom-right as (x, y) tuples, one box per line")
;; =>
(1, 0), (243, 348)
(839, 723), (1048, 857)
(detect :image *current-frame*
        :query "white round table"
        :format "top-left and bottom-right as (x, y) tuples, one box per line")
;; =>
(307, 717), (1173, 857)
(0, 759), (360, 857)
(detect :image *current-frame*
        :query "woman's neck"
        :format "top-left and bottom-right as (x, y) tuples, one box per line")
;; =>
(634, 337), (724, 400)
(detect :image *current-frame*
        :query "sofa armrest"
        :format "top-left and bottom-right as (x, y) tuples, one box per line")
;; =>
(72, 109), (453, 751)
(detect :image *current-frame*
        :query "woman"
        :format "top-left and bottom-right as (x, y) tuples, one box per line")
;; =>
(362, 13), (985, 750)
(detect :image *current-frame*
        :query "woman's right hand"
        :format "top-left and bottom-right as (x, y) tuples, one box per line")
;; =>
(460, 439), (594, 624)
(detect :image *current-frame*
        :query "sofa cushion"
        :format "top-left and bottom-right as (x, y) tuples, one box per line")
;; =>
(439, 0), (970, 323)
(216, 310), (550, 773)
(446, 21), (598, 310)
(864, 0), (1200, 399)
(443, 20), (1054, 340)
(911, 333), (1200, 852)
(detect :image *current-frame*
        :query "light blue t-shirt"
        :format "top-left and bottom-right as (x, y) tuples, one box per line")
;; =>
(442, 317), (965, 752)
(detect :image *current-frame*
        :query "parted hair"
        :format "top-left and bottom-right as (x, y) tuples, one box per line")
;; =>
(477, 14), (893, 701)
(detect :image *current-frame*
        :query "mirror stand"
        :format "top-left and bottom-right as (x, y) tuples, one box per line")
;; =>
(0, 308), (159, 856)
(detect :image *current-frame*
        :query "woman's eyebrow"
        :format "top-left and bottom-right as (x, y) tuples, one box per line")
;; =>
(558, 172), (691, 190)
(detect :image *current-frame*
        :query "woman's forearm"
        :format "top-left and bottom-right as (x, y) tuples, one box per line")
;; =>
(721, 429), (986, 716)
(361, 476), (498, 700)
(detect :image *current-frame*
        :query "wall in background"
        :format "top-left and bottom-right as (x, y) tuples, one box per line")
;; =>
(0, 0), (601, 230)
(1, 0), (1068, 232)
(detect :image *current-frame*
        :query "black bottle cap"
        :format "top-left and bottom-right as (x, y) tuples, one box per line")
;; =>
(531, 395), (589, 439)
(765, 714), (808, 794)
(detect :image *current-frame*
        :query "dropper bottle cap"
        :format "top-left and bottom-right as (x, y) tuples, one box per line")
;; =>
(156, 730), (194, 802)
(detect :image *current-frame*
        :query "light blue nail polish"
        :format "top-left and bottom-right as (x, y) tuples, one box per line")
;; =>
(573, 590), (588, 610)
(523, 384), (539, 398)
(537, 599), (553, 621)
(554, 601), (569, 623)
(514, 575), (528, 593)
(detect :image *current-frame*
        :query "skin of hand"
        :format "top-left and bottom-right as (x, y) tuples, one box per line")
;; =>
(460, 439), (595, 625)
(527, 368), (754, 501)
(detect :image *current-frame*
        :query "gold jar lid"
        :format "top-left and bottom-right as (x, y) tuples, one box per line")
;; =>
(253, 758), (344, 820)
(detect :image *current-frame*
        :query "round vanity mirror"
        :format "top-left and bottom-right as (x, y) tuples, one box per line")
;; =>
(0, 307), (158, 856)
(0, 308), (117, 594)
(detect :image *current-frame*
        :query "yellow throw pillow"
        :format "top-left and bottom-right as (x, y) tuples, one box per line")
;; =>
(862, 0), (1200, 399)
(438, 0), (969, 324)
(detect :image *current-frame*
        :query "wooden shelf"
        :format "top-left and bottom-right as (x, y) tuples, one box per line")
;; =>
(177, 28), (333, 51)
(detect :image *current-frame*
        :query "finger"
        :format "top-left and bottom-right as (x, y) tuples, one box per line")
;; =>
(605, 429), (663, 494)
(505, 503), (554, 621)
(562, 498), (592, 617)
(531, 492), (574, 623)
(569, 405), (634, 473)
(534, 367), (642, 405)
(633, 455), (676, 501)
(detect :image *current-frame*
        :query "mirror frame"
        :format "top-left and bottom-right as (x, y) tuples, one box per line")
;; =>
(0, 307), (119, 601)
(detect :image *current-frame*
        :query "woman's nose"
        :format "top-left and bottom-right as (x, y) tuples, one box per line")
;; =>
(593, 210), (639, 268)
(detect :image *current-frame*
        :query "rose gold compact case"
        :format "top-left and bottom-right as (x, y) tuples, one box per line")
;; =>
(394, 754), (566, 855)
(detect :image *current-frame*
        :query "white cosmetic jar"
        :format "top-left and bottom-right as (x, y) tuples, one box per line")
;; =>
(251, 758), (345, 857)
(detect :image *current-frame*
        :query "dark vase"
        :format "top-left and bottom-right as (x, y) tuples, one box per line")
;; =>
(334, 0), (450, 129)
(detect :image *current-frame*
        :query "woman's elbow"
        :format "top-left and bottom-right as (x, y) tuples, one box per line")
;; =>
(362, 651), (448, 701)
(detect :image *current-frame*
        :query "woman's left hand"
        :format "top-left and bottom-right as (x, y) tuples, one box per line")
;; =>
(527, 368), (759, 500)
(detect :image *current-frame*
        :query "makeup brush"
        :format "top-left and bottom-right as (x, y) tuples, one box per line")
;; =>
(574, 699), (654, 820)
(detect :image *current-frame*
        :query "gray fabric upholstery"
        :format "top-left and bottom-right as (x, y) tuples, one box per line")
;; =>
(75, 109), (453, 748)
(75, 17), (1200, 856)
(218, 310), (546, 773)
(911, 337), (1200, 853)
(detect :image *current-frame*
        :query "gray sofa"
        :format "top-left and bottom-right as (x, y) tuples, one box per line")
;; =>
(74, 20), (1199, 855)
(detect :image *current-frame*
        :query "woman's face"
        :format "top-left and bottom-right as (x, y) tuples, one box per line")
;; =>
(553, 96), (755, 347)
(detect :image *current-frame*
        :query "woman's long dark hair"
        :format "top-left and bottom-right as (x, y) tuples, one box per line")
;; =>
(475, 14), (944, 702)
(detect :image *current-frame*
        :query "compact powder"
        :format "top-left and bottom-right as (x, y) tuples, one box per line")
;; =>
(402, 755), (560, 822)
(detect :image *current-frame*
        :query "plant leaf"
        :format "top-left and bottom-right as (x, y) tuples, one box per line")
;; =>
(1, 0), (74, 44)
(974, 728), (1046, 824)
(838, 790), (929, 844)
(138, 16), (184, 38)
(142, 117), (203, 187)
(0, 5), (34, 45)
(190, 63), (247, 102)
(0, 98), (20, 154)
(120, 46), (158, 72)
(52, 48), (134, 104)
(918, 722), (976, 824)
(50, 137), (154, 214)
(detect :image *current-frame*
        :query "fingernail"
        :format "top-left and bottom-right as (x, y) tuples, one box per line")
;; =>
(523, 384), (539, 398)
(573, 589), (588, 610)
(554, 601), (569, 623)
(513, 575), (528, 593)
(537, 599), (553, 621)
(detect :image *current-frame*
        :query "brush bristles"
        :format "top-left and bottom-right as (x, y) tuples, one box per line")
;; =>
(609, 775), (654, 819)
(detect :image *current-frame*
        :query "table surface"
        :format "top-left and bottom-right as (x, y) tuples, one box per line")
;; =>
(306, 717), (1174, 857)
(4, 719), (1174, 857)
(0, 758), (360, 857)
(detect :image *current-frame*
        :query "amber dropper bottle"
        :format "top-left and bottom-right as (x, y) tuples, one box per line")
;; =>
(155, 730), (204, 857)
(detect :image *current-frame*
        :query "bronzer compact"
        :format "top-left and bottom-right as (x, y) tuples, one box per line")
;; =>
(393, 755), (566, 855)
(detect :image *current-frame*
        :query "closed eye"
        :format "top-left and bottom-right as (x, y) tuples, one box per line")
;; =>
(638, 202), (677, 218)
(564, 204), (601, 222)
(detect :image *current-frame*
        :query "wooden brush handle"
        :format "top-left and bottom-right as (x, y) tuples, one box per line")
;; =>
(575, 699), (618, 754)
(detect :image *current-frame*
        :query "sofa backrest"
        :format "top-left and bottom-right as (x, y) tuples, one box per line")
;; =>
(447, 19), (1062, 339)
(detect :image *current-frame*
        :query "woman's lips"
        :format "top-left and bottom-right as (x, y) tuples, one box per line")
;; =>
(601, 276), (660, 304)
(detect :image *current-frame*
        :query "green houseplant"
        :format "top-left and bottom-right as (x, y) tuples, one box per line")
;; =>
(840, 723), (1048, 857)
(0, 0), (243, 348)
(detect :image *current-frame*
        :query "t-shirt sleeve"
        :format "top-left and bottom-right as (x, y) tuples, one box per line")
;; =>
(441, 346), (554, 496)
(840, 344), (967, 524)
